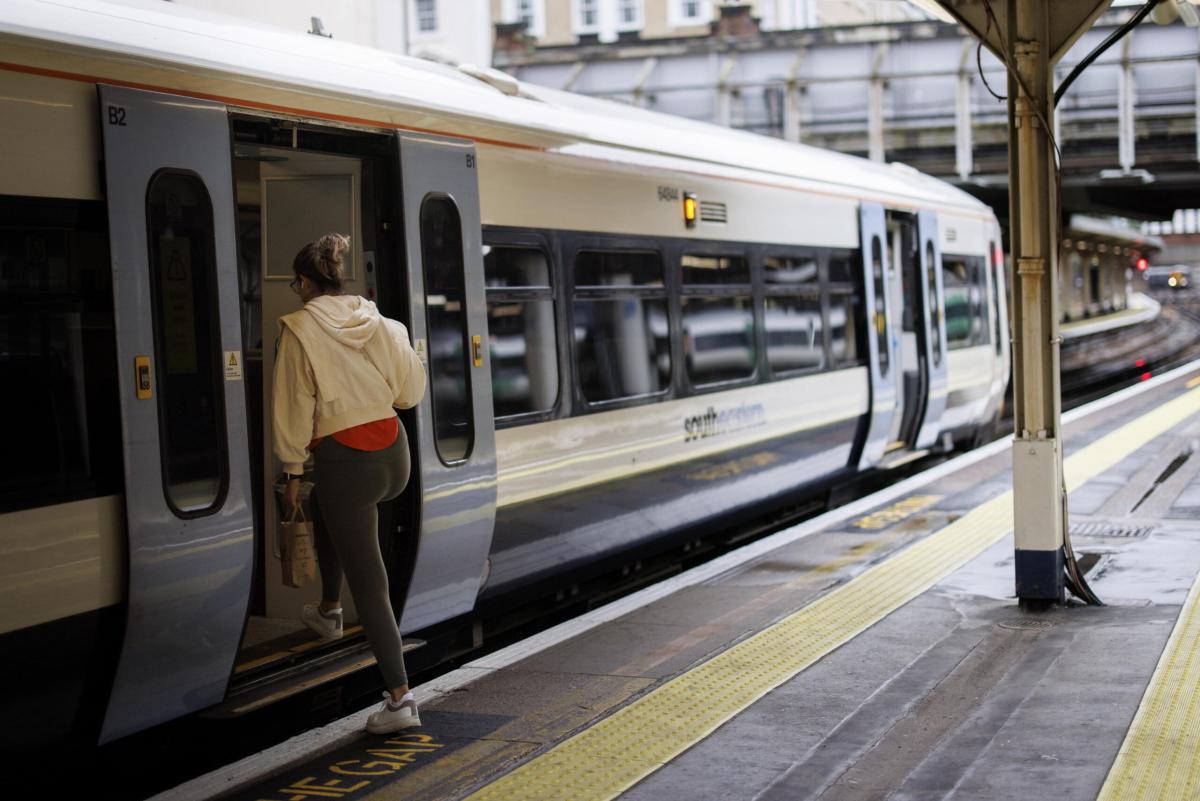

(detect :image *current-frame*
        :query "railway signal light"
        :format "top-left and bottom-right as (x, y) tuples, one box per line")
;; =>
(1136, 257), (1149, 271)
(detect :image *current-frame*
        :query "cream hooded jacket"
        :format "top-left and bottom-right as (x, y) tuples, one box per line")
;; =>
(272, 295), (426, 475)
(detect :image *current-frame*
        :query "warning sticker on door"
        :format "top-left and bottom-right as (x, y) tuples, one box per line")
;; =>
(225, 350), (243, 380)
(413, 338), (428, 366)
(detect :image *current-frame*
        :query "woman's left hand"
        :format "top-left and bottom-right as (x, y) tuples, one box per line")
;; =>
(284, 478), (302, 511)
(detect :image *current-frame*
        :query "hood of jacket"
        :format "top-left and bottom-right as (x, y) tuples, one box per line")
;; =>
(302, 294), (382, 351)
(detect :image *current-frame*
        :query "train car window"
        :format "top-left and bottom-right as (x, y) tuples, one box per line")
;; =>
(828, 248), (865, 368)
(989, 241), (1003, 355)
(146, 172), (228, 515)
(871, 237), (889, 376)
(763, 254), (823, 375)
(573, 249), (670, 403)
(420, 196), (474, 463)
(764, 254), (818, 286)
(576, 249), (664, 288)
(0, 197), (122, 514)
(483, 244), (558, 419)
(682, 254), (751, 285)
(682, 254), (754, 386)
(926, 242), (942, 366)
(943, 254), (988, 350)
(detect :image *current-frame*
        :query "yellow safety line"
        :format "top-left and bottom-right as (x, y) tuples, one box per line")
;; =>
(1096, 566), (1200, 800)
(463, 386), (1200, 801)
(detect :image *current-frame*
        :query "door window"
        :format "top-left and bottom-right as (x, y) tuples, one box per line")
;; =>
(926, 242), (942, 366)
(146, 171), (227, 515)
(420, 195), (474, 463)
(871, 236), (889, 376)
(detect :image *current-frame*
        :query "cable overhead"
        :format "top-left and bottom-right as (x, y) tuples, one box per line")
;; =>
(1055, 0), (1166, 107)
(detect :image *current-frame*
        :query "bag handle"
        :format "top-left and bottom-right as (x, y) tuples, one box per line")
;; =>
(286, 503), (308, 524)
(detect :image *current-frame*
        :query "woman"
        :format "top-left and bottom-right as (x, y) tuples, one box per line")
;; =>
(274, 233), (427, 734)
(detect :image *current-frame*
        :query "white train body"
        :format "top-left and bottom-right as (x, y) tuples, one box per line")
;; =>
(0, 0), (1009, 747)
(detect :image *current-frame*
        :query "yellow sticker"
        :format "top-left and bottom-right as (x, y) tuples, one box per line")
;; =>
(224, 350), (243, 381)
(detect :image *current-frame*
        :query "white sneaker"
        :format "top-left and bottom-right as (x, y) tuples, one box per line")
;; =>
(301, 603), (343, 641)
(366, 692), (421, 734)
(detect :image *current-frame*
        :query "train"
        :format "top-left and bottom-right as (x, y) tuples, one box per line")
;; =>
(0, 0), (1008, 751)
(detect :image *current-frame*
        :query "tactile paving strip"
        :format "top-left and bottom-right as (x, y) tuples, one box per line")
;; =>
(1096, 560), (1200, 800)
(463, 386), (1200, 801)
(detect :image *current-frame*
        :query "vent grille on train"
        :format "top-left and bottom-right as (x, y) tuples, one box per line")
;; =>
(699, 201), (727, 224)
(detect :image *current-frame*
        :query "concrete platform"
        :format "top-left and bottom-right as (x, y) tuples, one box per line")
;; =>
(171, 363), (1200, 801)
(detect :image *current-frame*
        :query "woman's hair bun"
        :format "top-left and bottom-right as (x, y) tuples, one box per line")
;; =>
(293, 233), (350, 291)
(316, 233), (350, 282)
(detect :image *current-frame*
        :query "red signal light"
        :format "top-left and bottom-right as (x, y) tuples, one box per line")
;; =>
(1140, 372), (1152, 381)
(1136, 257), (1149, 271)
(1135, 358), (1146, 368)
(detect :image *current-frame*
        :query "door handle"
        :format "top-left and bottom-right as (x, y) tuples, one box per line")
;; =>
(471, 335), (483, 368)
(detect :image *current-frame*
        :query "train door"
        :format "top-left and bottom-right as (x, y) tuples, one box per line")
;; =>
(914, 210), (948, 448)
(885, 212), (947, 452)
(97, 86), (254, 741)
(857, 202), (900, 467)
(395, 133), (497, 630)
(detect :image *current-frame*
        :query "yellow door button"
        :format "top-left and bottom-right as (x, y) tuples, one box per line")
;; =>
(135, 355), (152, 400)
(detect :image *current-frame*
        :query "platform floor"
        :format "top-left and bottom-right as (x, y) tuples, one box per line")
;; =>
(176, 364), (1200, 801)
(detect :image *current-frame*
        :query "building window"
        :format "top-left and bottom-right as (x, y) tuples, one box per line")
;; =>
(617, 0), (642, 28)
(516, 0), (535, 30)
(416, 0), (437, 33)
(506, 0), (545, 39)
(578, 0), (599, 29)
(672, 0), (708, 26)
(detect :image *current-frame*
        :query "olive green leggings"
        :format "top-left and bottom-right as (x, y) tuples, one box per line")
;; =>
(311, 428), (410, 689)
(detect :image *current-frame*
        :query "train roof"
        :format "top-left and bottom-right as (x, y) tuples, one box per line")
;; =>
(1, 0), (992, 218)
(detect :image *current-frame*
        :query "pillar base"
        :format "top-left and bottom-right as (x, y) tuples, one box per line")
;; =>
(1015, 547), (1065, 602)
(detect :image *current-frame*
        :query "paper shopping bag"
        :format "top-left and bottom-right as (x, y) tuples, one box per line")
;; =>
(280, 507), (317, 588)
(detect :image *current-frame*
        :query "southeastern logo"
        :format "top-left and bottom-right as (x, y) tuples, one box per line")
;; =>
(684, 402), (766, 442)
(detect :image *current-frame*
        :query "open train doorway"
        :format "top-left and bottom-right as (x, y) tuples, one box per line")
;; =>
(227, 119), (415, 679)
(884, 211), (948, 454)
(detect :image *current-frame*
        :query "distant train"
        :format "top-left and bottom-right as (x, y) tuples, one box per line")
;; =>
(0, 0), (1008, 750)
(1145, 265), (1193, 291)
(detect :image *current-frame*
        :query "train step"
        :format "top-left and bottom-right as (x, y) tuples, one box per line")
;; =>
(208, 639), (427, 718)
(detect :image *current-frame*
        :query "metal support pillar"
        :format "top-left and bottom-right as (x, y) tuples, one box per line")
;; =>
(1194, 34), (1199, 162)
(868, 43), (888, 163)
(1119, 33), (1136, 173)
(783, 49), (805, 143)
(631, 57), (658, 108)
(955, 39), (975, 180)
(716, 54), (737, 128)
(1008, 0), (1066, 605)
